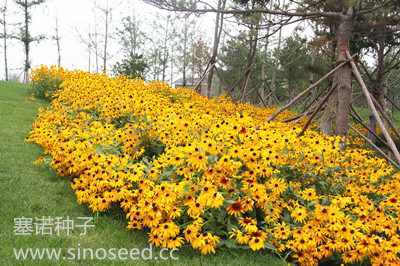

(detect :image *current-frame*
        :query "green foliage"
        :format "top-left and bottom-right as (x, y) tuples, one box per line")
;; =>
(30, 71), (63, 100)
(14, 0), (47, 75)
(219, 32), (267, 102)
(278, 34), (312, 100)
(112, 53), (147, 79)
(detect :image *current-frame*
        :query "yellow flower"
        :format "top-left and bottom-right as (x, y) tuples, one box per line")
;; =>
(314, 205), (330, 221)
(187, 199), (204, 218)
(167, 236), (184, 249)
(186, 151), (208, 170)
(227, 200), (245, 217)
(33, 156), (46, 164)
(238, 217), (258, 232)
(266, 177), (287, 195)
(300, 188), (318, 202)
(148, 232), (163, 247)
(291, 206), (308, 223)
(249, 236), (264, 251)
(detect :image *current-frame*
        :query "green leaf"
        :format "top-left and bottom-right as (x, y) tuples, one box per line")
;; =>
(96, 144), (104, 155)
(321, 197), (329, 206)
(217, 208), (228, 222)
(224, 239), (238, 249)
(236, 135), (241, 146)
(264, 242), (277, 251)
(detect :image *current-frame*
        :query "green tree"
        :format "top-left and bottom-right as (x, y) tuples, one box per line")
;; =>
(148, 13), (175, 82)
(112, 52), (147, 79)
(175, 14), (199, 87)
(279, 34), (311, 100)
(219, 32), (265, 102)
(113, 11), (147, 79)
(14, 0), (46, 83)
(142, 0), (398, 151)
(93, 0), (121, 72)
(0, 0), (12, 81)
(352, 5), (400, 143)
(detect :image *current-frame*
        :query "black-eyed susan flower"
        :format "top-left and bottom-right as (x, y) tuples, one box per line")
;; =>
(227, 200), (245, 217)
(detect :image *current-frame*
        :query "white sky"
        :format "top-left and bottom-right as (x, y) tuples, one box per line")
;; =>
(2, 0), (300, 83)
(2, 0), (212, 81)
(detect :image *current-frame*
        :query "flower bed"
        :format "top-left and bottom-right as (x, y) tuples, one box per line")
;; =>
(26, 66), (400, 265)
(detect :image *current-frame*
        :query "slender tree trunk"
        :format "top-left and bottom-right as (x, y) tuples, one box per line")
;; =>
(334, 7), (355, 149)
(320, 80), (337, 136)
(103, 0), (109, 72)
(260, 2), (272, 104)
(321, 25), (339, 135)
(3, 0), (9, 81)
(24, 0), (30, 83)
(367, 32), (386, 143)
(161, 16), (170, 82)
(170, 48), (174, 85)
(55, 16), (61, 66)
(269, 25), (282, 105)
(179, 15), (190, 87)
(94, 26), (99, 73)
(240, 24), (255, 101)
(88, 46), (91, 72)
(206, 0), (225, 99)
(310, 21), (318, 87)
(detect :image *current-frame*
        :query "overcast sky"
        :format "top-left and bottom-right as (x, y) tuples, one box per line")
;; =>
(2, 0), (198, 81)
(2, 0), (300, 83)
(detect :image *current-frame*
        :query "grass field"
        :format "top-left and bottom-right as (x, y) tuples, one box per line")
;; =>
(0, 81), (284, 266)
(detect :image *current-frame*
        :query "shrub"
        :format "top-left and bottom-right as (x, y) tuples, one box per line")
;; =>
(29, 65), (66, 99)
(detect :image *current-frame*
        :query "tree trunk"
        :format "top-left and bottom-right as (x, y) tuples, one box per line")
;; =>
(320, 79), (337, 135)
(170, 47), (174, 85)
(161, 16), (170, 82)
(3, 0), (8, 81)
(88, 45), (91, 72)
(367, 31), (386, 143)
(260, 2), (273, 104)
(94, 22), (99, 73)
(103, 0), (109, 72)
(24, 0), (29, 83)
(182, 15), (189, 87)
(55, 16), (61, 66)
(206, 0), (225, 99)
(240, 23), (259, 102)
(269, 25), (282, 106)
(334, 7), (355, 149)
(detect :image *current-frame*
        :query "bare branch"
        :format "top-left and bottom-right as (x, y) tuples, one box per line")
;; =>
(140, 0), (344, 20)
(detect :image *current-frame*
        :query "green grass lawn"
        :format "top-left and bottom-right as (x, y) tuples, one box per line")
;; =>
(0, 81), (284, 266)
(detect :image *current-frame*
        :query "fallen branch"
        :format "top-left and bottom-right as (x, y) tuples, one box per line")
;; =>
(279, 107), (325, 123)
(226, 67), (251, 97)
(299, 82), (331, 114)
(346, 50), (400, 166)
(297, 82), (338, 137)
(349, 111), (388, 147)
(370, 96), (400, 142)
(250, 75), (267, 108)
(214, 67), (231, 99)
(385, 94), (400, 113)
(261, 55), (356, 125)
(194, 62), (216, 92)
(348, 124), (400, 169)
(350, 105), (364, 123)
(256, 90), (276, 107)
